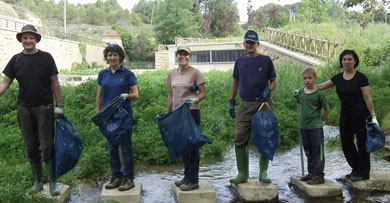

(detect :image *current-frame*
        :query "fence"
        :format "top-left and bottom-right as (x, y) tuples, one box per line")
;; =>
(0, 16), (105, 47)
(264, 27), (339, 60)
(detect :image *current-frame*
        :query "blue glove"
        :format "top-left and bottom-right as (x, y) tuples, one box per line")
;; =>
(261, 86), (271, 101)
(229, 99), (236, 118)
(189, 83), (199, 92)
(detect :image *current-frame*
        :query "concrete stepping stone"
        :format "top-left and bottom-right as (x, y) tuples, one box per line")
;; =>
(100, 182), (142, 203)
(341, 172), (390, 192)
(230, 179), (278, 201)
(37, 183), (70, 203)
(172, 179), (216, 203)
(290, 176), (342, 199)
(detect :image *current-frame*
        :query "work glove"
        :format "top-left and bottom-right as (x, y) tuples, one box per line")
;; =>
(185, 98), (199, 104)
(229, 99), (236, 118)
(372, 115), (379, 127)
(120, 93), (129, 100)
(189, 84), (199, 92)
(261, 86), (271, 101)
(293, 90), (299, 97)
(54, 104), (64, 119)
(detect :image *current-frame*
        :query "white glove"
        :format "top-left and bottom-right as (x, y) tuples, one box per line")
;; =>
(372, 115), (379, 127)
(185, 98), (199, 104)
(54, 104), (64, 118)
(120, 93), (129, 100)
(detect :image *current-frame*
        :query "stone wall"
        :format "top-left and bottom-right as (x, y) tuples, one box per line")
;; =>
(155, 52), (169, 70)
(0, 27), (105, 73)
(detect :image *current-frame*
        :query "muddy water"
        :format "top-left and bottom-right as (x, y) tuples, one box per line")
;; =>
(69, 126), (390, 202)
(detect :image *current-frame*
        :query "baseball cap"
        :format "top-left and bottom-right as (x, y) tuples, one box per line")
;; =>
(244, 30), (258, 42)
(176, 45), (191, 55)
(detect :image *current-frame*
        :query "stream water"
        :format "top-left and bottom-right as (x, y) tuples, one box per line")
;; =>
(69, 126), (390, 203)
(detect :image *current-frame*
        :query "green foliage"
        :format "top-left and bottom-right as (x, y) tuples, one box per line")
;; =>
(154, 0), (202, 44)
(298, 0), (331, 23)
(111, 25), (133, 57)
(78, 43), (87, 62)
(129, 29), (156, 62)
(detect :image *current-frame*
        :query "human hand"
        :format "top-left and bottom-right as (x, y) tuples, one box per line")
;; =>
(185, 98), (199, 104)
(229, 99), (236, 118)
(54, 104), (64, 119)
(261, 86), (271, 101)
(120, 93), (129, 100)
(189, 84), (199, 92)
(372, 115), (379, 127)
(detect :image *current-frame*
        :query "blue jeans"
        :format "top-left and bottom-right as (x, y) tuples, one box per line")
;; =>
(107, 129), (134, 180)
(300, 128), (325, 177)
(182, 110), (201, 184)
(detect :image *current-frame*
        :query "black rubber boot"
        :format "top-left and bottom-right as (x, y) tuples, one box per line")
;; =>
(30, 162), (43, 192)
(46, 159), (60, 196)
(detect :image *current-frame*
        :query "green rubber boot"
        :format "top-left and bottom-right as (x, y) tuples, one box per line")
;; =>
(30, 162), (43, 192)
(229, 147), (249, 184)
(46, 159), (60, 196)
(259, 154), (271, 183)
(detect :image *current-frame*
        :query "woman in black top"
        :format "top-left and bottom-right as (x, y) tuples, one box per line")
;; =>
(317, 50), (378, 182)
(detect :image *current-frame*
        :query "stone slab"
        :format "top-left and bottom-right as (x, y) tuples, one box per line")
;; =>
(101, 182), (142, 203)
(290, 176), (342, 198)
(172, 179), (216, 203)
(343, 172), (390, 192)
(230, 179), (278, 201)
(38, 183), (70, 203)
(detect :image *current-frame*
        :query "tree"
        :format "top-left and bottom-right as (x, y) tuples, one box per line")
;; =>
(328, 0), (347, 21)
(202, 0), (239, 37)
(112, 25), (133, 57)
(154, 0), (202, 44)
(129, 29), (156, 62)
(344, 0), (389, 26)
(298, 0), (330, 23)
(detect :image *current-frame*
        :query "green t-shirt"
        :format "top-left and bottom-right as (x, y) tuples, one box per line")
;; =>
(295, 88), (328, 130)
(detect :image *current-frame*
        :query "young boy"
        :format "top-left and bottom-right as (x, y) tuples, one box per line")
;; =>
(294, 67), (330, 185)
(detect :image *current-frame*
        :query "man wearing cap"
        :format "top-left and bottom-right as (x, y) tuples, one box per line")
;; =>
(0, 24), (63, 196)
(229, 30), (277, 184)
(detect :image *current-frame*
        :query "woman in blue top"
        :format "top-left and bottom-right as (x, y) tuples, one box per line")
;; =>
(317, 50), (377, 182)
(96, 44), (138, 191)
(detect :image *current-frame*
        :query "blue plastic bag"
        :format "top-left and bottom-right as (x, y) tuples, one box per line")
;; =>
(92, 97), (136, 144)
(366, 121), (386, 153)
(156, 103), (211, 164)
(55, 116), (82, 179)
(251, 102), (279, 161)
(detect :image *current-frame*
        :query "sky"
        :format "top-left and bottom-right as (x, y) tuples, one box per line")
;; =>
(56, 0), (301, 22)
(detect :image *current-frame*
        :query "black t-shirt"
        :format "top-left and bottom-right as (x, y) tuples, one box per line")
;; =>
(331, 71), (369, 118)
(3, 50), (58, 105)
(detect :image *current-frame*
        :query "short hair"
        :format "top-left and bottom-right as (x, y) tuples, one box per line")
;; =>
(103, 44), (125, 64)
(339, 49), (359, 68)
(302, 66), (316, 77)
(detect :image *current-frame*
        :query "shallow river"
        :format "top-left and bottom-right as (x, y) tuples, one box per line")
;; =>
(69, 126), (390, 202)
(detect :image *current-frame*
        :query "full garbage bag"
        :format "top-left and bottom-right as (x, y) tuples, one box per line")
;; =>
(156, 103), (211, 164)
(55, 116), (82, 179)
(251, 102), (279, 161)
(92, 97), (136, 144)
(366, 119), (386, 153)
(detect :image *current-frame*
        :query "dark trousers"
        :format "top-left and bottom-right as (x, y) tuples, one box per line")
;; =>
(300, 128), (325, 177)
(107, 129), (134, 180)
(17, 104), (54, 164)
(340, 120), (370, 178)
(183, 110), (201, 184)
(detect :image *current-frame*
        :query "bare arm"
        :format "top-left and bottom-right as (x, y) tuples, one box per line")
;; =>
(316, 80), (335, 91)
(0, 76), (13, 96)
(50, 74), (62, 105)
(361, 86), (375, 115)
(123, 85), (139, 100)
(269, 79), (277, 91)
(96, 85), (103, 113)
(230, 79), (239, 100)
(322, 105), (330, 122)
(165, 86), (173, 113)
(197, 83), (206, 102)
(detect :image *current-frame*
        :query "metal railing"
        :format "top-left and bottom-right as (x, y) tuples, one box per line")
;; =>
(264, 27), (339, 60)
(0, 16), (105, 47)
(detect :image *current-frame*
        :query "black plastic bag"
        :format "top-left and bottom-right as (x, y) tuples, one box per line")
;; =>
(92, 97), (136, 144)
(156, 103), (211, 164)
(366, 121), (386, 153)
(251, 102), (279, 161)
(55, 116), (82, 179)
